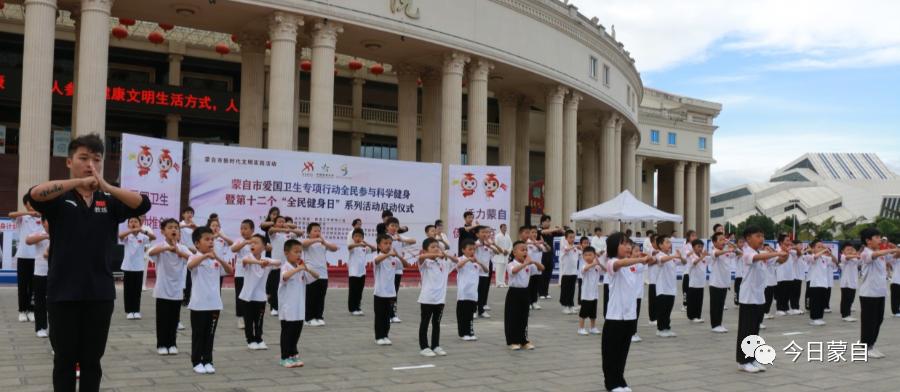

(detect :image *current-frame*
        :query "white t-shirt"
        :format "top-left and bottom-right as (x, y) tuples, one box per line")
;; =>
(474, 241), (494, 278)
(581, 262), (602, 301)
(526, 241), (543, 276)
(765, 256), (779, 287)
(14, 215), (40, 259)
(213, 237), (232, 276)
(590, 236), (606, 254)
(239, 256), (278, 302)
(151, 243), (190, 300)
(776, 250), (796, 282)
(418, 258), (453, 304)
(805, 255), (833, 288)
(858, 247), (889, 298)
(373, 253), (399, 298)
(890, 258), (900, 285)
(605, 257), (643, 320)
(232, 239), (253, 278)
(738, 245), (766, 305)
(391, 234), (411, 275)
(708, 251), (734, 289)
(493, 232), (512, 265)
(687, 254), (707, 288)
(188, 256), (226, 311)
(303, 241), (329, 280)
(33, 230), (49, 277)
(121, 233), (150, 272)
(278, 262), (315, 322)
(179, 222), (195, 251)
(839, 257), (859, 289)
(507, 260), (532, 288)
(654, 253), (678, 296)
(270, 232), (295, 263)
(456, 257), (482, 301)
(559, 242), (579, 276)
(347, 245), (370, 277)
(681, 243), (695, 275)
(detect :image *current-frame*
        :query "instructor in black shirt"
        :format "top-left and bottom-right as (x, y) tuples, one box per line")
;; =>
(26, 135), (151, 391)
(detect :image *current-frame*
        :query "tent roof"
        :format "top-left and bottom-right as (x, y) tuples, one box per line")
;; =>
(570, 190), (683, 223)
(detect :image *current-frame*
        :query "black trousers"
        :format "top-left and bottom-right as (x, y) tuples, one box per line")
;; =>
(602, 319), (635, 391)
(373, 295), (394, 339)
(686, 287), (704, 320)
(477, 276), (491, 314)
(304, 279), (328, 321)
(579, 299), (598, 319)
(775, 281), (791, 312)
(647, 284), (657, 322)
(190, 310), (219, 366)
(182, 274), (192, 307)
(859, 296), (885, 348)
(48, 300), (114, 392)
(123, 271), (143, 314)
(826, 286), (832, 310)
(733, 277), (742, 306)
(840, 287), (856, 318)
(633, 299), (641, 334)
(266, 270), (280, 311)
(681, 275), (690, 307)
(280, 320), (303, 360)
(559, 275), (577, 307)
(790, 279), (802, 310)
(540, 253), (553, 296)
(890, 284), (900, 315)
(419, 303), (444, 349)
(504, 287), (530, 345)
(32, 276), (47, 332)
(16, 258), (34, 312)
(808, 287), (827, 320)
(709, 287), (727, 328)
(577, 278), (583, 306)
(528, 275), (541, 305)
(763, 285), (775, 314)
(603, 284), (610, 318)
(735, 303), (764, 365)
(655, 295), (675, 331)
(457, 300), (476, 337)
(348, 276), (365, 312)
(805, 281), (811, 310)
(390, 274), (402, 318)
(234, 277), (245, 318)
(242, 300), (266, 344)
(155, 298), (182, 348)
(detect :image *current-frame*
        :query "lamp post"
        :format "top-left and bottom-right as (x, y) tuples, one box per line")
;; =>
(788, 199), (800, 240)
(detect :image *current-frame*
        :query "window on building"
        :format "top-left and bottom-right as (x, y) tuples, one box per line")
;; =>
(589, 56), (598, 79)
(650, 130), (660, 145)
(698, 137), (707, 151)
(181, 72), (234, 92)
(667, 132), (677, 146)
(360, 143), (397, 160)
(627, 85), (632, 108)
(108, 63), (154, 84)
(602, 64), (610, 86)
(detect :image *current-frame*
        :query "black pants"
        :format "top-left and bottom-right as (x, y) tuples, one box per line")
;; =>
(280, 320), (303, 360)
(540, 253), (553, 296)
(419, 304), (444, 349)
(686, 287), (704, 320)
(603, 284), (610, 318)
(374, 295), (394, 340)
(805, 281), (811, 310)
(190, 310), (219, 366)
(681, 275), (689, 307)
(304, 279), (328, 321)
(32, 276), (47, 332)
(633, 299), (641, 334)
(48, 300), (114, 392)
(647, 284), (657, 322)
(859, 296), (885, 348)
(764, 286), (775, 314)
(559, 275), (577, 307)
(182, 274), (192, 307)
(709, 287), (727, 328)
(655, 295), (675, 331)
(790, 279), (802, 310)
(577, 278), (583, 306)
(733, 277), (742, 306)
(348, 276), (365, 312)
(826, 286), (832, 310)
(16, 258), (34, 312)
(890, 284), (900, 315)
(504, 287), (530, 345)
(840, 287), (856, 318)
(602, 319), (635, 391)
(266, 270), (279, 311)
(528, 275), (541, 305)
(242, 300), (266, 344)
(123, 271), (143, 314)
(808, 287), (827, 320)
(579, 299), (598, 319)
(775, 281), (791, 312)
(155, 298), (182, 348)
(735, 303), (764, 365)
(390, 274), (402, 318)
(477, 276), (491, 314)
(234, 277), (245, 318)
(456, 300), (476, 337)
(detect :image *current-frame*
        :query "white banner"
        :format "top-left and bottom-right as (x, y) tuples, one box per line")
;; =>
(0, 218), (16, 269)
(447, 164), (512, 255)
(189, 144), (442, 264)
(120, 133), (184, 236)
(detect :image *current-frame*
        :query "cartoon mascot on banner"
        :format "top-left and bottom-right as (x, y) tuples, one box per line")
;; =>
(460, 172), (478, 198)
(136, 145), (153, 177)
(157, 148), (180, 180)
(483, 173), (507, 199)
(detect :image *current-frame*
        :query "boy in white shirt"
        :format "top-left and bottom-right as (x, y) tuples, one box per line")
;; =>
(230, 219), (256, 329)
(708, 233), (739, 333)
(347, 228), (375, 315)
(373, 234), (410, 345)
(149, 219), (193, 355)
(558, 230), (580, 314)
(505, 240), (544, 350)
(803, 240), (838, 326)
(301, 222), (338, 326)
(857, 228), (900, 358)
(680, 230), (698, 311)
(526, 226), (548, 309)
(417, 238), (457, 357)
(838, 243), (860, 321)
(456, 240), (483, 341)
(576, 236), (592, 309)
(9, 200), (41, 322)
(386, 217), (415, 323)
(278, 239), (320, 368)
(268, 216), (304, 316)
(239, 234), (281, 349)
(493, 224), (512, 288)
(474, 226), (502, 318)
(577, 246), (604, 335)
(118, 216), (155, 320)
(774, 234), (795, 316)
(686, 240), (709, 323)
(187, 226), (233, 374)
(179, 207), (198, 307)
(25, 219), (50, 337)
(653, 235), (684, 338)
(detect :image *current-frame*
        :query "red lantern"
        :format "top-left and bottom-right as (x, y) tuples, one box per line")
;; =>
(348, 59), (363, 71)
(266, 40), (271, 50)
(417, 78), (422, 86)
(118, 18), (136, 26)
(215, 43), (230, 55)
(0, 1), (5, 10)
(148, 31), (165, 44)
(300, 60), (312, 72)
(231, 34), (238, 43)
(158, 23), (174, 31)
(369, 63), (384, 75)
(111, 25), (128, 40)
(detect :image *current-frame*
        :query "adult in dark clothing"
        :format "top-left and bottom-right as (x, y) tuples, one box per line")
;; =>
(538, 215), (564, 298)
(457, 211), (478, 256)
(376, 210), (408, 236)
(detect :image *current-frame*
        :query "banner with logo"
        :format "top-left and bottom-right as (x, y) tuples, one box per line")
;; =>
(0, 218), (16, 269)
(446, 164), (512, 255)
(189, 143), (442, 264)
(119, 133), (184, 236)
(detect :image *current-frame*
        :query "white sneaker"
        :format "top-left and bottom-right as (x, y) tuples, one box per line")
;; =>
(529, 304), (535, 310)
(126, 313), (135, 320)
(158, 347), (168, 355)
(545, 295), (552, 299)
(611, 387), (629, 392)
(203, 363), (215, 374)
(433, 347), (447, 356)
(655, 330), (667, 337)
(18, 313), (27, 322)
(36, 329), (49, 338)
(318, 319), (326, 326)
(257, 341), (268, 350)
(376, 339), (387, 345)
(691, 318), (704, 323)
(894, 313), (900, 318)
(390, 316), (402, 323)
(712, 326), (729, 333)
(752, 361), (767, 371)
(480, 313), (492, 318)
(177, 322), (185, 330)
(665, 330), (678, 337)
(759, 323), (767, 329)
(648, 320), (657, 326)
(824, 308), (832, 313)
(788, 309), (801, 315)
(738, 363), (760, 373)
(383, 338), (392, 345)
(420, 348), (436, 357)
(484, 305), (491, 311)
(776, 311), (787, 316)
(723, 305), (729, 310)
(563, 308), (572, 315)
(590, 327), (601, 335)
(842, 316), (857, 322)
(631, 335), (642, 342)
(352, 311), (364, 316)
(868, 348), (885, 358)
(271, 309), (278, 316)
(533, 303), (542, 310)
(248, 342), (259, 350)
(193, 364), (207, 374)
(27, 312), (35, 322)
(681, 305), (687, 312)
(809, 319), (826, 326)
(238, 319), (245, 329)
(133, 312), (142, 320)
(578, 328), (589, 336)
(539, 295), (547, 300)
(168, 346), (178, 355)
(309, 319), (321, 326)
(764, 314), (774, 319)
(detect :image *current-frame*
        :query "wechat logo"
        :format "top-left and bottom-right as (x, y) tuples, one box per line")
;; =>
(741, 335), (776, 365)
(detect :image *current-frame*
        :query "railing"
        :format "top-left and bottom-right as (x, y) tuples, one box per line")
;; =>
(362, 107), (398, 124)
(334, 104), (353, 119)
(639, 107), (687, 122)
(297, 100), (498, 133)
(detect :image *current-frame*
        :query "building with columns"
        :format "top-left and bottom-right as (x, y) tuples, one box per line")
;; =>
(0, 0), (720, 235)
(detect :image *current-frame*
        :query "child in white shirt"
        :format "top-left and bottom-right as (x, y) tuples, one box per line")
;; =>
(456, 240), (483, 341)
(838, 243), (860, 321)
(386, 217), (415, 323)
(347, 228), (375, 315)
(187, 227), (233, 374)
(268, 216), (304, 316)
(25, 219), (50, 337)
(505, 240), (544, 350)
(239, 234), (281, 349)
(417, 238), (456, 357)
(577, 246), (604, 335)
(301, 222), (338, 326)
(119, 217), (155, 320)
(230, 219), (256, 329)
(558, 230), (579, 314)
(857, 229), (900, 358)
(278, 239), (319, 368)
(149, 219), (192, 355)
(373, 234), (410, 345)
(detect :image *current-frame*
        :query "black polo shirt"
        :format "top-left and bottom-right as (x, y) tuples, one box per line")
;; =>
(26, 188), (151, 303)
(456, 225), (477, 254)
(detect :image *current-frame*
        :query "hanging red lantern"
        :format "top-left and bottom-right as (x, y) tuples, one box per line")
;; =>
(266, 40), (271, 50)
(111, 25), (129, 40)
(369, 63), (384, 75)
(215, 43), (230, 55)
(158, 23), (174, 31)
(231, 34), (238, 43)
(118, 18), (136, 26)
(148, 31), (165, 44)
(300, 60), (312, 72)
(417, 77), (422, 86)
(0, 1), (5, 10)
(348, 59), (363, 70)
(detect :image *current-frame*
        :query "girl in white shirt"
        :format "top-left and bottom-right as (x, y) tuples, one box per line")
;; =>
(25, 219), (50, 337)
(577, 246), (604, 335)
(803, 240), (838, 326)
(857, 229), (900, 358)
(417, 238), (457, 357)
(558, 230), (580, 314)
(373, 234), (410, 345)
(230, 219), (257, 329)
(10, 203), (41, 322)
(504, 240), (543, 350)
(149, 219), (193, 355)
(179, 207), (198, 307)
(186, 227), (234, 374)
(457, 240), (483, 341)
(268, 216), (304, 316)
(301, 222), (339, 326)
(278, 239), (319, 368)
(526, 227), (548, 309)
(838, 243), (860, 321)
(685, 240), (708, 323)
(119, 216), (155, 320)
(653, 235), (684, 338)
(347, 228), (375, 316)
(239, 234), (281, 349)
(707, 233), (739, 333)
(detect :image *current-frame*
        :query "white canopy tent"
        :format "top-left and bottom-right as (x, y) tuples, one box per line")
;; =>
(570, 190), (683, 223)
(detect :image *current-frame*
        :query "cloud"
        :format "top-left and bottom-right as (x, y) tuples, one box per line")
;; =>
(768, 47), (900, 70)
(690, 74), (757, 84)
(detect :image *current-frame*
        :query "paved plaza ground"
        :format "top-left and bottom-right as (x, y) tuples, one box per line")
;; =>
(1, 283), (899, 391)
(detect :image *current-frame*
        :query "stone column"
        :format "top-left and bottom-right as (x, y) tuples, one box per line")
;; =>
(440, 52), (470, 223)
(350, 132), (363, 157)
(73, 0), (113, 137)
(634, 156), (644, 201)
(581, 134), (598, 208)
(70, 10), (80, 132)
(685, 162), (697, 233)
(308, 20), (342, 153)
(165, 114), (180, 140)
(498, 92), (518, 227)
(514, 97), (532, 226)
(466, 58), (493, 165)
(420, 69), (441, 163)
(674, 161), (686, 235)
(395, 64), (419, 161)
(267, 12), (302, 150)
(17, 0), (57, 208)
(698, 163), (710, 236)
(238, 33), (267, 148)
(351, 77), (365, 133)
(613, 119), (623, 192)
(165, 52), (183, 140)
(544, 86), (568, 222)
(293, 46), (304, 150)
(562, 92), (581, 224)
(622, 132), (637, 194)
(599, 113), (618, 202)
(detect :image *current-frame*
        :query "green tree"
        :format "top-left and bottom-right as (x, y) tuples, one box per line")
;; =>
(736, 214), (779, 239)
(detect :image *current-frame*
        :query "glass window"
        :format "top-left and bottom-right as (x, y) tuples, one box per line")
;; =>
(603, 64), (610, 86)
(667, 132), (677, 146)
(589, 56), (598, 79)
(650, 130), (660, 145)
(698, 137), (707, 151)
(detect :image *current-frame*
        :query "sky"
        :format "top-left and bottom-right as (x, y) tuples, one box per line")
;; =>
(572, 0), (900, 192)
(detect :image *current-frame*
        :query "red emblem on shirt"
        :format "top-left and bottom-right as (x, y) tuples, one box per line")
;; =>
(95, 200), (106, 207)
(630, 266), (637, 272)
(213, 262), (219, 268)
